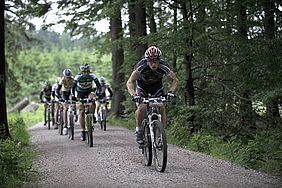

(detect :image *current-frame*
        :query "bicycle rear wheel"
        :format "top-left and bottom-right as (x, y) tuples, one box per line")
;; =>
(86, 115), (93, 147)
(142, 119), (152, 166)
(68, 115), (74, 140)
(153, 121), (167, 172)
(47, 108), (51, 130)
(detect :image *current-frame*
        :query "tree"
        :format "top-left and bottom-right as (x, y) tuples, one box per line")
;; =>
(0, 0), (11, 140)
(110, 0), (125, 117)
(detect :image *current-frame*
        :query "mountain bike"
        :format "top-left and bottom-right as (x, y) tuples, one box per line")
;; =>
(138, 96), (168, 172)
(97, 97), (110, 131)
(80, 98), (95, 147)
(67, 100), (76, 140)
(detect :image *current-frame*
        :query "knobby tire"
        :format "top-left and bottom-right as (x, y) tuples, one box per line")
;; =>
(69, 115), (74, 140)
(47, 108), (51, 130)
(153, 121), (167, 172)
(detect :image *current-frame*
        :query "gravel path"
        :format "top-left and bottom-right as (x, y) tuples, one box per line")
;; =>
(23, 122), (281, 188)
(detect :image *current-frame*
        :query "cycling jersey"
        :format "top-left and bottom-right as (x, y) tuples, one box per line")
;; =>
(58, 77), (74, 92)
(96, 84), (113, 98)
(40, 85), (52, 101)
(74, 73), (98, 93)
(135, 58), (171, 97)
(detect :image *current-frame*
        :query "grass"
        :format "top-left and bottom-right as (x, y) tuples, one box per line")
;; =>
(0, 104), (44, 187)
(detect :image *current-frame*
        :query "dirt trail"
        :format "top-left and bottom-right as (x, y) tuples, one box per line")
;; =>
(23, 122), (281, 188)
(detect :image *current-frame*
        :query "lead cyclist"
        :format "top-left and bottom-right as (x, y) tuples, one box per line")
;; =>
(126, 46), (179, 144)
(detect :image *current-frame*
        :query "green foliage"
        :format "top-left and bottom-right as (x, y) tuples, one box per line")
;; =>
(0, 115), (36, 188)
(168, 123), (282, 176)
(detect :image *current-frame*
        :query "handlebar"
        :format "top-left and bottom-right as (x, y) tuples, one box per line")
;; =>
(141, 96), (167, 104)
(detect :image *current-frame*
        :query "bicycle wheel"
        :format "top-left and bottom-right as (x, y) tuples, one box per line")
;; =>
(152, 121), (167, 172)
(101, 109), (106, 131)
(86, 115), (93, 147)
(68, 115), (74, 140)
(142, 119), (152, 166)
(59, 109), (64, 135)
(47, 108), (51, 130)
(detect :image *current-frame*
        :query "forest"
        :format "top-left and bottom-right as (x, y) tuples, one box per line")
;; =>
(1, 0), (282, 181)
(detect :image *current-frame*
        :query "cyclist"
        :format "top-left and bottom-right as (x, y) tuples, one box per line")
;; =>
(95, 77), (113, 121)
(73, 63), (102, 141)
(51, 77), (61, 129)
(40, 80), (52, 126)
(56, 69), (76, 135)
(126, 46), (179, 144)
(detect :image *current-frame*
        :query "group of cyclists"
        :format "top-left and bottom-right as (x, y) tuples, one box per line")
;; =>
(40, 46), (178, 145)
(40, 63), (113, 141)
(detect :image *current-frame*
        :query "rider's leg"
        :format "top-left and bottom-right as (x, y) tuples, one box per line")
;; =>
(159, 104), (167, 128)
(79, 103), (86, 141)
(63, 103), (68, 134)
(135, 104), (146, 143)
(44, 103), (47, 125)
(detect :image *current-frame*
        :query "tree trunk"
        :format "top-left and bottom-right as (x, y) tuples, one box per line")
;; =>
(110, 1), (125, 117)
(237, 1), (255, 129)
(181, 2), (196, 133)
(0, 0), (11, 140)
(147, 1), (156, 34)
(128, 0), (138, 66)
(263, 0), (281, 124)
(135, 0), (147, 59)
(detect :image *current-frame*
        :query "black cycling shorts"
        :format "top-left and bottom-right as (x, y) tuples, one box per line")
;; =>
(77, 91), (91, 99)
(62, 91), (71, 100)
(136, 84), (165, 97)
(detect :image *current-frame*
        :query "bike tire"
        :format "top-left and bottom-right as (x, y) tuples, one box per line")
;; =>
(68, 115), (74, 140)
(59, 110), (64, 135)
(153, 121), (167, 172)
(86, 115), (93, 147)
(142, 119), (152, 166)
(102, 109), (106, 131)
(47, 108), (51, 130)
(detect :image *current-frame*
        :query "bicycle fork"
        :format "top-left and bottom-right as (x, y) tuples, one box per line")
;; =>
(148, 113), (162, 148)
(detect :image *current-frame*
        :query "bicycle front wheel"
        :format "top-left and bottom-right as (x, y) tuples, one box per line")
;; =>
(59, 110), (64, 135)
(101, 109), (106, 131)
(142, 119), (152, 166)
(86, 115), (93, 147)
(47, 108), (51, 130)
(68, 115), (74, 140)
(153, 121), (167, 172)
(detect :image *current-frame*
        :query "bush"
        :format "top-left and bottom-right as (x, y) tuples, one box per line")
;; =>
(0, 115), (36, 188)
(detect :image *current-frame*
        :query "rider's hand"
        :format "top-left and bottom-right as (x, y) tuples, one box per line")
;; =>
(71, 95), (76, 101)
(166, 91), (176, 101)
(132, 93), (141, 103)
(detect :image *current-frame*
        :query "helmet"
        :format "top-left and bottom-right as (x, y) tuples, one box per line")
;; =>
(99, 77), (105, 84)
(144, 46), (162, 59)
(45, 80), (51, 86)
(63, 69), (72, 77)
(80, 63), (90, 72)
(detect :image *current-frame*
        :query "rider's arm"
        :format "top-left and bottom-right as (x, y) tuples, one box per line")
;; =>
(126, 70), (139, 96)
(56, 84), (62, 98)
(107, 86), (113, 97)
(167, 71), (179, 93)
(94, 78), (101, 92)
(40, 89), (44, 101)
